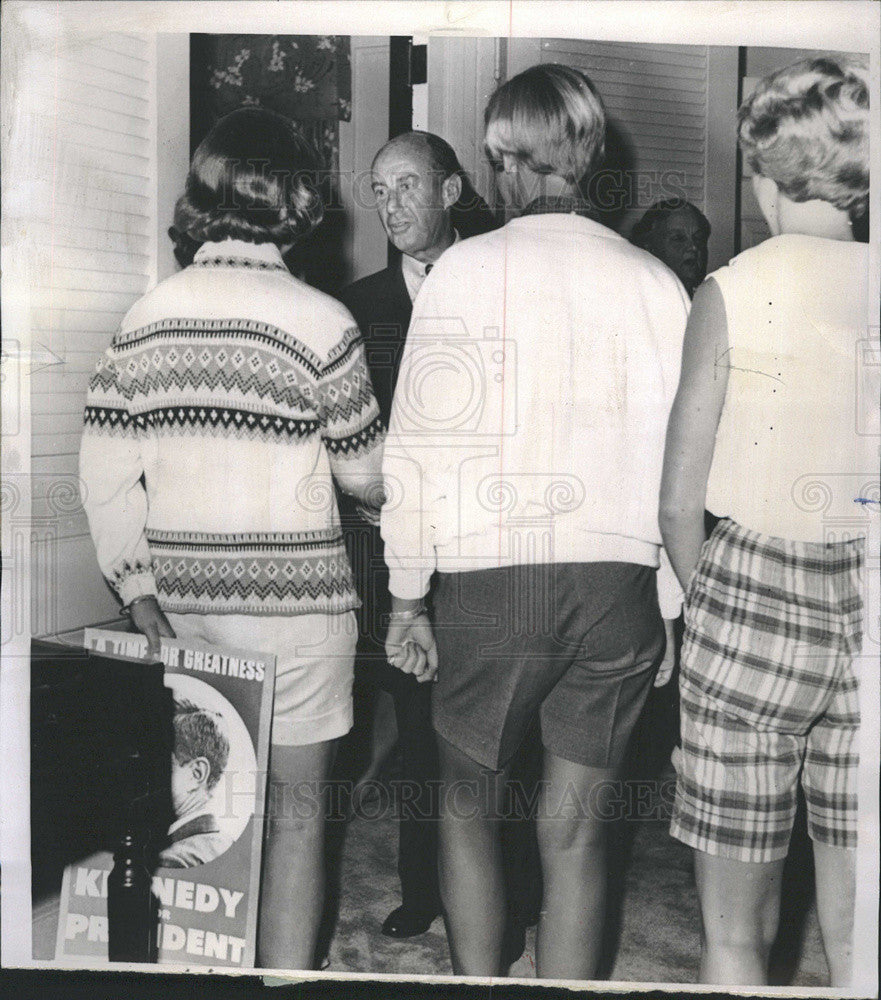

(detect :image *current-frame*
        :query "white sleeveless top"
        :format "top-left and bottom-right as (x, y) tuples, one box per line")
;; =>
(706, 234), (877, 543)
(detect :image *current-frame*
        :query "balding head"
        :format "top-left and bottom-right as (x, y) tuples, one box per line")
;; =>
(373, 131), (461, 179)
(370, 132), (463, 263)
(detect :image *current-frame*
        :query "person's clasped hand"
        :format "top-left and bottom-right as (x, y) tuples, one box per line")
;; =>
(385, 607), (438, 684)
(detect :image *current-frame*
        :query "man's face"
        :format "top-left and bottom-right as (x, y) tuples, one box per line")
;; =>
(371, 142), (455, 261)
(648, 208), (708, 290)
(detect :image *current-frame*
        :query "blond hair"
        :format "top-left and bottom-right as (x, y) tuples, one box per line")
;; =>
(484, 63), (606, 185)
(738, 55), (869, 220)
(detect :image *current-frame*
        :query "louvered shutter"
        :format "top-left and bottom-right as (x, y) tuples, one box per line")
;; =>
(537, 39), (708, 236)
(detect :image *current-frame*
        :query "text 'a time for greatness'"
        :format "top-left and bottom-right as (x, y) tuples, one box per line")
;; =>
(90, 635), (267, 681)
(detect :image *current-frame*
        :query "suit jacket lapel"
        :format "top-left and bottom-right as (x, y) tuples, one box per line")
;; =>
(390, 262), (413, 330)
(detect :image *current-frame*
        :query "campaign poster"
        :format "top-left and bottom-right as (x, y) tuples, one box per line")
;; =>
(55, 629), (275, 968)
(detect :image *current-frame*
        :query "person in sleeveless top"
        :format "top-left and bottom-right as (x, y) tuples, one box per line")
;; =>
(660, 56), (873, 987)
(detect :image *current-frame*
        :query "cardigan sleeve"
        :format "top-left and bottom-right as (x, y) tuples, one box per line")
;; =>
(315, 324), (385, 505)
(379, 277), (455, 600)
(79, 341), (158, 606)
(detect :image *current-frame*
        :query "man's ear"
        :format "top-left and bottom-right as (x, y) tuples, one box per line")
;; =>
(751, 174), (780, 234)
(441, 173), (462, 211)
(190, 756), (211, 788)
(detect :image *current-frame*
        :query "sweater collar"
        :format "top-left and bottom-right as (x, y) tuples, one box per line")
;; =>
(192, 239), (288, 273)
(519, 195), (594, 219)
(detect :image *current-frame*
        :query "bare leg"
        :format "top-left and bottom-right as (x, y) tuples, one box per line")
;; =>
(693, 850), (785, 984)
(258, 740), (336, 970)
(813, 842), (855, 986)
(436, 733), (510, 975)
(534, 753), (616, 980)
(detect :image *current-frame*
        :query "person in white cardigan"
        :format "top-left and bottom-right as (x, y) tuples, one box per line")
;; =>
(380, 64), (689, 979)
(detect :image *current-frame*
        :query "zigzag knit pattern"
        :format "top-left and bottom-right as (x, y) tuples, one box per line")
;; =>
(147, 528), (359, 615)
(80, 260), (385, 616)
(85, 318), (377, 452)
(85, 404), (321, 442)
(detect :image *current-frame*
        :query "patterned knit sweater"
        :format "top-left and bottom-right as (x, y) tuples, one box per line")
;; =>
(80, 239), (384, 616)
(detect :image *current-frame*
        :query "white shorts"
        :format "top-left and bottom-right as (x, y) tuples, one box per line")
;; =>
(166, 611), (357, 746)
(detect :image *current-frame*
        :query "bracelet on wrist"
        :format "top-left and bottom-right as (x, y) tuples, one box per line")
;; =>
(121, 594), (155, 616)
(387, 604), (428, 623)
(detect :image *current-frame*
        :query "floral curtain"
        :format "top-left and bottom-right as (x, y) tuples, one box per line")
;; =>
(190, 34), (352, 173)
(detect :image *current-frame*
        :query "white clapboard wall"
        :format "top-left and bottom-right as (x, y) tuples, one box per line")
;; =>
(22, 32), (156, 634)
(510, 38), (709, 238)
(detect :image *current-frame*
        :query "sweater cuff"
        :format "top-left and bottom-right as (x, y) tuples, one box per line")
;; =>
(118, 572), (159, 607)
(387, 567), (432, 602)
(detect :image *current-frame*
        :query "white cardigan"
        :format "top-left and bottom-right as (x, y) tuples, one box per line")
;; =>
(380, 212), (690, 617)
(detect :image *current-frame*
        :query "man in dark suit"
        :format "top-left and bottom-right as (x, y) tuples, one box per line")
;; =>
(337, 131), (502, 939)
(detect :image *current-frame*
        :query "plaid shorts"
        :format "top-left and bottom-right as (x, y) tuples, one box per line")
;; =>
(670, 518), (864, 862)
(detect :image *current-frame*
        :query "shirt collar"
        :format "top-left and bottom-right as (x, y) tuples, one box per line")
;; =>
(519, 195), (594, 219)
(168, 808), (216, 837)
(192, 239), (288, 272)
(401, 230), (460, 301)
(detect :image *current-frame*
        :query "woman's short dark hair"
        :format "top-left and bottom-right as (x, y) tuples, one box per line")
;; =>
(737, 55), (869, 221)
(174, 107), (324, 246)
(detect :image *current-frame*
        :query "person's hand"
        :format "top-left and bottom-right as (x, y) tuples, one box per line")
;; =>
(356, 502), (381, 526)
(653, 617), (678, 688)
(386, 615), (438, 684)
(127, 595), (176, 658)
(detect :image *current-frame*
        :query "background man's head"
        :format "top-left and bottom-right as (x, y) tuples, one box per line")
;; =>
(370, 132), (464, 263)
(169, 698), (231, 819)
(631, 200), (711, 296)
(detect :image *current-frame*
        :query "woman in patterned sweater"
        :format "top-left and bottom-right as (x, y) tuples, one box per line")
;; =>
(80, 108), (384, 969)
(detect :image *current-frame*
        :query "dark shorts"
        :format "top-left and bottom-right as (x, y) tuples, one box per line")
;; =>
(431, 562), (665, 771)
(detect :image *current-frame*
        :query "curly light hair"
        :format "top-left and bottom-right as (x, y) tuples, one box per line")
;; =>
(737, 55), (869, 222)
